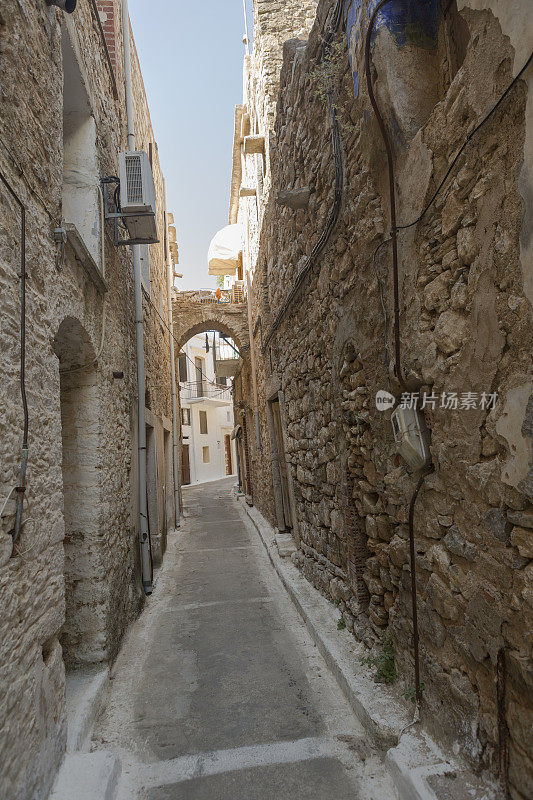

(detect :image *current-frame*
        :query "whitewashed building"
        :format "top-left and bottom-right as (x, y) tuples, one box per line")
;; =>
(178, 333), (237, 485)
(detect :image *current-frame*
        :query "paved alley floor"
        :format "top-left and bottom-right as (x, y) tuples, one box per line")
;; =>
(92, 478), (398, 800)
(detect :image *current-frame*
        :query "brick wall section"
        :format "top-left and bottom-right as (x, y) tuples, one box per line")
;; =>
(96, 0), (117, 73)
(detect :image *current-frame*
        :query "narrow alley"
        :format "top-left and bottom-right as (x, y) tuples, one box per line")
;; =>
(91, 479), (395, 800)
(1, 1), (532, 799)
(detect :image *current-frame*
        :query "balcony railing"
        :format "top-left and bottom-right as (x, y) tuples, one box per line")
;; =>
(196, 284), (246, 304)
(180, 381), (232, 402)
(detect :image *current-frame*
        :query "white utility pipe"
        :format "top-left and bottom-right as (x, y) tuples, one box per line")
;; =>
(163, 180), (181, 527)
(122, 0), (152, 594)
(242, 0), (250, 54)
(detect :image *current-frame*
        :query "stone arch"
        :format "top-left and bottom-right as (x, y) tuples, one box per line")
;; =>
(52, 315), (97, 370)
(53, 316), (106, 668)
(172, 295), (249, 354)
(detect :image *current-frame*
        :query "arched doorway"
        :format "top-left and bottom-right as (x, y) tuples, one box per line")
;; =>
(177, 329), (239, 486)
(53, 317), (103, 668)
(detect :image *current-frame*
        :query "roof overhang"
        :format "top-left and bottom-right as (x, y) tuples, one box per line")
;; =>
(231, 425), (243, 440)
(208, 224), (242, 276)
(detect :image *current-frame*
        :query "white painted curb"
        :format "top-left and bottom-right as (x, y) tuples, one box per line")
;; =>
(237, 497), (499, 800)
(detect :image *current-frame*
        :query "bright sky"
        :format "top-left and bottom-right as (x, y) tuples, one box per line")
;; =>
(129, 0), (253, 291)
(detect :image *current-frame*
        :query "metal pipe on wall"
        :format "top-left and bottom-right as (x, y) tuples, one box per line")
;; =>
(122, 0), (152, 594)
(163, 179), (181, 527)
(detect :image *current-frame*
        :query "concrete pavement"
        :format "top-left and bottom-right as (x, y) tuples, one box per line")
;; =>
(91, 478), (398, 800)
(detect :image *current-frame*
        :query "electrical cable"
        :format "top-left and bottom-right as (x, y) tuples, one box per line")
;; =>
(145, 292), (233, 392)
(0, 168), (28, 544)
(408, 471), (428, 708)
(0, 487), (17, 520)
(372, 237), (391, 377)
(395, 51), (533, 233)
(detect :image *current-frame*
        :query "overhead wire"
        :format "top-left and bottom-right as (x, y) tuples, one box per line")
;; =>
(144, 292), (234, 393)
(395, 50), (533, 233)
(365, 0), (531, 716)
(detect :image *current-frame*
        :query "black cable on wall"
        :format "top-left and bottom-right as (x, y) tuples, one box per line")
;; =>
(0, 169), (28, 544)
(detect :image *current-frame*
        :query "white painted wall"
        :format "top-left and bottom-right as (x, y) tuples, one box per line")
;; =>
(180, 334), (237, 484)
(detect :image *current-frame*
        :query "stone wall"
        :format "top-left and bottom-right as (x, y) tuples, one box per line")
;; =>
(172, 292), (250, 352)
(0, 3), (173, 798)
(130, 26), (175, 562)
(242, 1), (533, 795)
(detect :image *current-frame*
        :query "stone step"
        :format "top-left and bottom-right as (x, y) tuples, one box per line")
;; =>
(386, 731), (500, 800)
(66, 667), (109, 752)
(49, 752), (121, 800)
(276, 532), (298, 558)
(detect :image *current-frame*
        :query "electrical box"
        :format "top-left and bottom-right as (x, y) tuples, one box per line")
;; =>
(391, 406), (431, 471)
(118, 151), (158, 243)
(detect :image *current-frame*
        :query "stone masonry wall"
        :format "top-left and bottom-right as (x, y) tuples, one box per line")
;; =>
(130, 27), (175, 561)
(245, 1), (533, 795)
(0, 3), (173, 798)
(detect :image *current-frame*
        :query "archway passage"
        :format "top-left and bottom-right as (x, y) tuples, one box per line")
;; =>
(172, 292), (249, 353)
(53, 317), (104, 668)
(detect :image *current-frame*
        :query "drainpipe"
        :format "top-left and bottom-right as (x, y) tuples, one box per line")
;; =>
(122, 0), (152, 594)
(241, 146), (261, 451)
(163, 180), (181, 527)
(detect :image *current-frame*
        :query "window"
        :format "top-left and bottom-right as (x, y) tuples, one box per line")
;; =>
(181, 408), (191, 426)
(199, 410), (208, 435)
(202, 446), (210, 463)
(62, 27), (100, 268)
(216, 376), (227, 386)
(195, 357), (205, 397)
(178, 353), (188, 383)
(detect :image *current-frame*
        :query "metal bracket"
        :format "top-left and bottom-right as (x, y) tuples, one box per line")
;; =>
(101, 178), (160, 247)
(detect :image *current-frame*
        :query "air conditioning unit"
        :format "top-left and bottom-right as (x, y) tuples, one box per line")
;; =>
(118, 151), (158, 243)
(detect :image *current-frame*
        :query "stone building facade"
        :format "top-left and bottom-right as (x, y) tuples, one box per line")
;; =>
(0, 2), (175, 798)
(232, 1), (533, 796)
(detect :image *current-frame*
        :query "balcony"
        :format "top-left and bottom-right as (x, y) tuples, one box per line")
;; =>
(215, 337), (242, 378)
(180, 381), (233, 405)
(193, 284), (246, 305)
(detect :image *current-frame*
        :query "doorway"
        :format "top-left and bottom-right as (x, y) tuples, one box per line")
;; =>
(181, 444), (191, 485)
(271, 399), (292, 530)
(195, 357), (204, 398)
(224, 434), (233, 476)
(164, 429), (173, 531)
(54, 318), (103, 668)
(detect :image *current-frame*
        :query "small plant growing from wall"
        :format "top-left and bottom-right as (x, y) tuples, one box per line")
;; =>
(403, 683), (425, 704)
(337, 616), (346, 630)
(360, 631), (397, 684)
(310, 32), (355, 138)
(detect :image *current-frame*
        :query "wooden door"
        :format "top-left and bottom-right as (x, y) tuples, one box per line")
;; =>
(224, 435), (233, 476)
(181, 444), (191, 486)
(271, 399), (292, 529)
